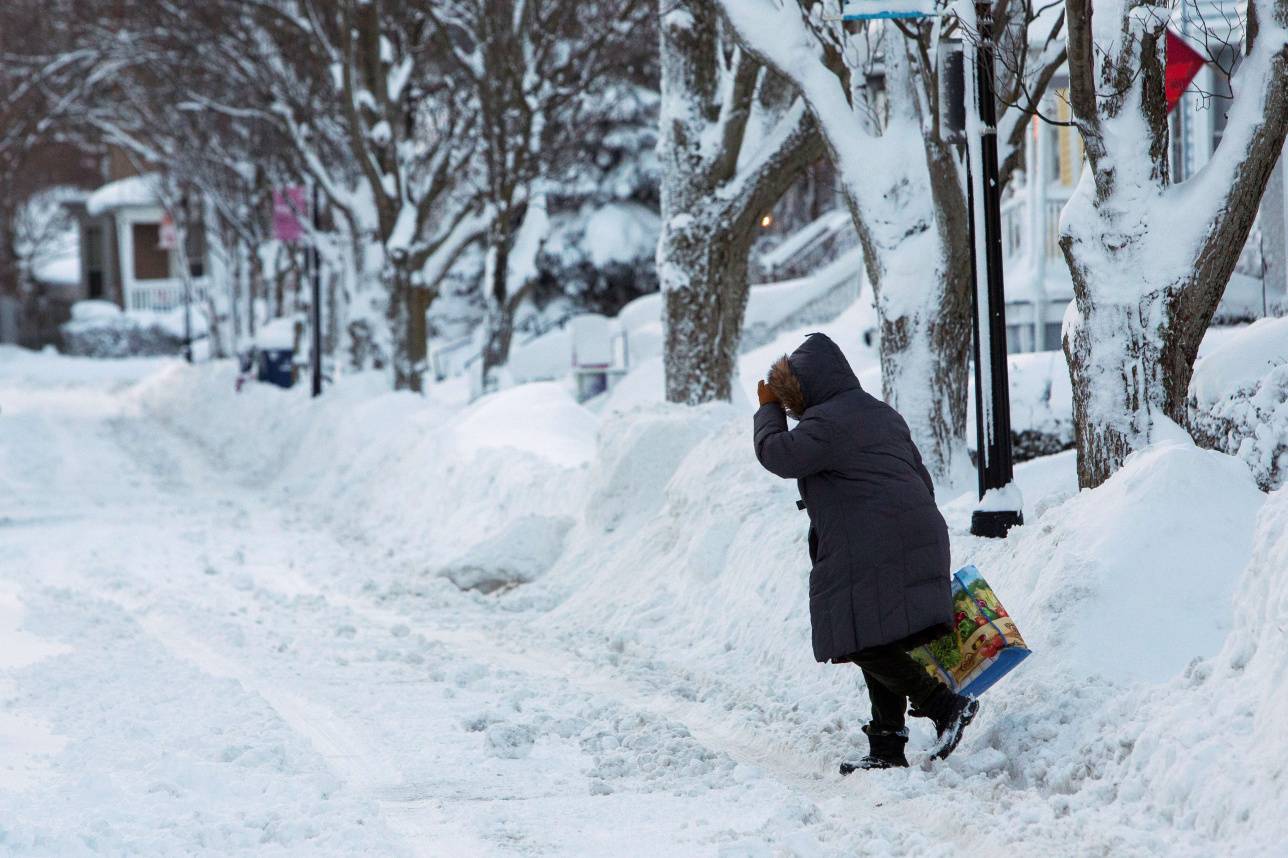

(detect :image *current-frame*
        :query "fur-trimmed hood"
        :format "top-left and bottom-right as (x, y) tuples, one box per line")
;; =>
(768, 333), (862, 417)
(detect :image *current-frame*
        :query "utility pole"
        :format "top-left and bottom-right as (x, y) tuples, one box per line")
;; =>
(310, 183), (322, 398)
(962, 3), (1023, 538)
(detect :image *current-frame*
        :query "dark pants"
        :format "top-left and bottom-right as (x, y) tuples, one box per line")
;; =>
(851, 644), (949, 731)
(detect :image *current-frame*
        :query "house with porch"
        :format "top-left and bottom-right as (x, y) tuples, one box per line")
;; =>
(65, 167), (216, 315)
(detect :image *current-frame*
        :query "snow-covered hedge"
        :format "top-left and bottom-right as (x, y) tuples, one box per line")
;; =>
(60, 301), (188, 358)
(1189, 317), (1288, 491)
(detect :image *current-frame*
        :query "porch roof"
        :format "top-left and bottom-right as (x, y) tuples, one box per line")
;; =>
(86, 173), (162, 217)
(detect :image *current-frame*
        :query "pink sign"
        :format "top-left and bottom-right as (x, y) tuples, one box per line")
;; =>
(273, 187), (308, 243)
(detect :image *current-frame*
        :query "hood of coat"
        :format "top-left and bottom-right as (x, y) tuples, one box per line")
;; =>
(788, 333), (862, 408)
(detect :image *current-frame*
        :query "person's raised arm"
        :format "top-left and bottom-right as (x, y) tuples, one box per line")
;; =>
(753, 398), (832, 479)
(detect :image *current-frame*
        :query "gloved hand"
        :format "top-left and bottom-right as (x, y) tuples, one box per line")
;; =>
(757, 379), (780, 407)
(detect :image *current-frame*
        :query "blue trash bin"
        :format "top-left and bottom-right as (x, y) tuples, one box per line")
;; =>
(257, 348), (295, 388)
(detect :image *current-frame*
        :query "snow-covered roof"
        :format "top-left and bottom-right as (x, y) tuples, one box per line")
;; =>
(86, 173), (162, 217)
(34, 254), (81, 287)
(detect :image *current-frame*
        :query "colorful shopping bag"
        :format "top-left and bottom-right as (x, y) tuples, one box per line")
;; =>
(909, 565), (1030, 697)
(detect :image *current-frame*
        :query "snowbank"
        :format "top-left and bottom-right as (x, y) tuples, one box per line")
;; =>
(1076, 486), (1288, 851)
(131, 364), (592, 589)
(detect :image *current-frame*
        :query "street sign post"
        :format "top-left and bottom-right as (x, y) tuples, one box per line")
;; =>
(158, 212), (178, 250)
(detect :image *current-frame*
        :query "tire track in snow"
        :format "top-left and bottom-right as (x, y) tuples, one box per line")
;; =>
(90, 415), (498, 856)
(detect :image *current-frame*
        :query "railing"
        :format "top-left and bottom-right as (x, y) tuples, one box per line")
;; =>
(1000, 196), (1025, 262)
(997, 185), (1075, 264)
(125, 278), (209, 312)
(1044, 196), (1070, 259)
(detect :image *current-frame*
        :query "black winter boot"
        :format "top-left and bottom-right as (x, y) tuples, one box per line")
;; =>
(839, 725), (909, 775)
(916, 688), (980, 760)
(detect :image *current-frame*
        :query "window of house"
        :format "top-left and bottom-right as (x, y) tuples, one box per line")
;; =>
(1044, 322), (1064, 351)
(132, 223), (170, 281)
(1006, 324), (1028, 354)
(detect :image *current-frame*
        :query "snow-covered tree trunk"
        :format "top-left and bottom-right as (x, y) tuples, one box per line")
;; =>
(657, 0), (821, 404)
(387, 259), (423, 392)
(659, 213), (757, 402)
(1060, 0), (1288, 487)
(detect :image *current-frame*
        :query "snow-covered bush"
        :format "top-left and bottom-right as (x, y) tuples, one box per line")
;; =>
(1189, 317), (1288, 490)
(536, 202), (660, 318)
(59, 301), (187, 358)
(1190, 365), (1288, 491)
(966, 350), (1075, 463)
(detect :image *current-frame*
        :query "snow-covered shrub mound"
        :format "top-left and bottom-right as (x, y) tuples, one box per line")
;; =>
(1189, 317), (1288, 490)
(60, 301), (186, 358)
(455, 382), (598, 468)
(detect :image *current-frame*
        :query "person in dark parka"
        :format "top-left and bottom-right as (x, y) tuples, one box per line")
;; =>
(753, 332), (978, 772)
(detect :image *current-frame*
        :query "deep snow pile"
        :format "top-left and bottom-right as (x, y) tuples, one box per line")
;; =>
(127, 357), (1288, 853)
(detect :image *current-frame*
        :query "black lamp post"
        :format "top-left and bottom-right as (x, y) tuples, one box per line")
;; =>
(944, 6), (1024, 538)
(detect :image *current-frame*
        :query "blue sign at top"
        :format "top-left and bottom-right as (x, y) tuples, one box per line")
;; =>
(841, 0), (937, 19)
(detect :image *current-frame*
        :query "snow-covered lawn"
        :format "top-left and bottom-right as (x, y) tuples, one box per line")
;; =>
(1, 349), (1285, 855)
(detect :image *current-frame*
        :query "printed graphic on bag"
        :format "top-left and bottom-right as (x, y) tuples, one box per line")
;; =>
(910, 565), (1031, 697)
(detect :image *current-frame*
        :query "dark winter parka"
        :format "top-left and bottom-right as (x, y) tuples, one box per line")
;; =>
(753, 333), (952, 663)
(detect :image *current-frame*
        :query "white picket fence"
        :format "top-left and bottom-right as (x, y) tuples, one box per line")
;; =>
(124, 279), (208, 312)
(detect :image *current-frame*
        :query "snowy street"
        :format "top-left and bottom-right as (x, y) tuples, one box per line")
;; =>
(1, 360), (818, 855)
(0, 356), (968, 855)
(1, 351), (1284, 857)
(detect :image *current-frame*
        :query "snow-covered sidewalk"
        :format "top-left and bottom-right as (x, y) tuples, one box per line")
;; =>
(1, 349), (1285, 856)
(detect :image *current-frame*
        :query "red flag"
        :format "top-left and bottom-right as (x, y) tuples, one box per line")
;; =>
(1166, 30), (1206, 112)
